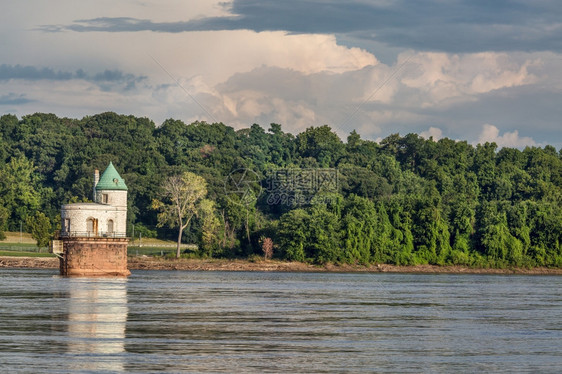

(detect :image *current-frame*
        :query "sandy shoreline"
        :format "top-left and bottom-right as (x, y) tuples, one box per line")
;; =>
(1, 256), (562, 275)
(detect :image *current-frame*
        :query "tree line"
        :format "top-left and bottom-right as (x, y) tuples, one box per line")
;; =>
(0, 112), (561, 268)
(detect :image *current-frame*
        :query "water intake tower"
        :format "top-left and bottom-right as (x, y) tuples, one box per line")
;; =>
(55, 162), (130, 276)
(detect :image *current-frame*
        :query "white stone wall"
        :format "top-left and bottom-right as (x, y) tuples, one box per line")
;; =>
(61, 202), (127, 237)
(95, 190), (127, 208)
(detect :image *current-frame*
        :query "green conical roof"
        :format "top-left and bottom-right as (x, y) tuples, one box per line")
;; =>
(95, 162), (128, 191)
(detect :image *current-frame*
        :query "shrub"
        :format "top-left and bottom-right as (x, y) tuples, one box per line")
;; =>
(260, 237), (274, 260)
(450, 250), (470, 266)
(133, 223), (157, 239)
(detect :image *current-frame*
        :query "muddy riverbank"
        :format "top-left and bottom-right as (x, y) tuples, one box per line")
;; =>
(1, 256), (562, 275)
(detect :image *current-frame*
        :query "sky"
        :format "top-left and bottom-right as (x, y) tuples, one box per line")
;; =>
(1, 0), (562, 148)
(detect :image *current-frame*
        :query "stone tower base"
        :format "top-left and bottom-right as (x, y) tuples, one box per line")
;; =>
(60, 237), (130, 276)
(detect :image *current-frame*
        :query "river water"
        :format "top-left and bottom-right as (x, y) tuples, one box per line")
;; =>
(0, 269), (561, 373)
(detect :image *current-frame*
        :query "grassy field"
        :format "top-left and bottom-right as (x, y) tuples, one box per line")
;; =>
(128, 243), (197, 257)
(2, 232), (35, 244)
(1, 232), (197, 257)
(0, 232), (47, 254)
(0, 250), (55, 257)
(128, 236), (197, 256)
(129, 237), (196, 247)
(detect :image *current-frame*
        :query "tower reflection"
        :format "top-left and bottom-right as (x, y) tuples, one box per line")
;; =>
(66, 278), (128, 372)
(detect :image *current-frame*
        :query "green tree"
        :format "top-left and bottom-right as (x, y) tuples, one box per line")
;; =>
(26, 212), (52, 248)
(346, 130), (362, 149)
(0, 156), (41, 230)
(308, 204), (341, 264)
(152, 172), (207, 258)
(0, 205), (8, 240)
(267, 123), (295, 166)
(341, 195), (377, 264)
(2, 111), (562, 269)
(198, 199), (222, 257)
(278, 209), (311, 262)
(296, 125), (344, 167)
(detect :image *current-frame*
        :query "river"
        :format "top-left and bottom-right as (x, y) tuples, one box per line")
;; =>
(0, 269), (561, 373)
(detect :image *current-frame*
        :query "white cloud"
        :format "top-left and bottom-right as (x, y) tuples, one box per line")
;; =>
(477, 124), (537, 148)
(400, 52), (537, 107)
(182, 50), (542, 137)
(145, 31), (377, 87)
(1, 0), (561, 147)
(419, 127), (443, 140)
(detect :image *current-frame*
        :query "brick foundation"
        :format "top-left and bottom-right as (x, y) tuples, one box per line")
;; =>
(60, 237), (130, 276)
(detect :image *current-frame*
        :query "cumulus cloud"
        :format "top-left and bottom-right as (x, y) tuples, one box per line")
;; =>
(419, 127), (443, 141)
(189, 50), (539, 136)
(400, 52), (537, 107)
(477, 124), (537, 148)
(3, 1), (562, 148)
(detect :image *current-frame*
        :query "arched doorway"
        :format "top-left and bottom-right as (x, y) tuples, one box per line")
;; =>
(107, 219), (114, 235)
(87, 218), (98, 236)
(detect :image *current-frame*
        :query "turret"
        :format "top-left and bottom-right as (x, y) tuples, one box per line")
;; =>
(94, 161), (128, 208)
(94, 162), (128, 236)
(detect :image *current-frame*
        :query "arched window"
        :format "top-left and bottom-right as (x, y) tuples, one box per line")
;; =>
(87, 218), (98, 236)
(87, 218), (94, 234)
(107, 219), (114, 234)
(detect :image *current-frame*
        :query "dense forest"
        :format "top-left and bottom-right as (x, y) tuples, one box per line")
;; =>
(1, 112), (561, 268)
